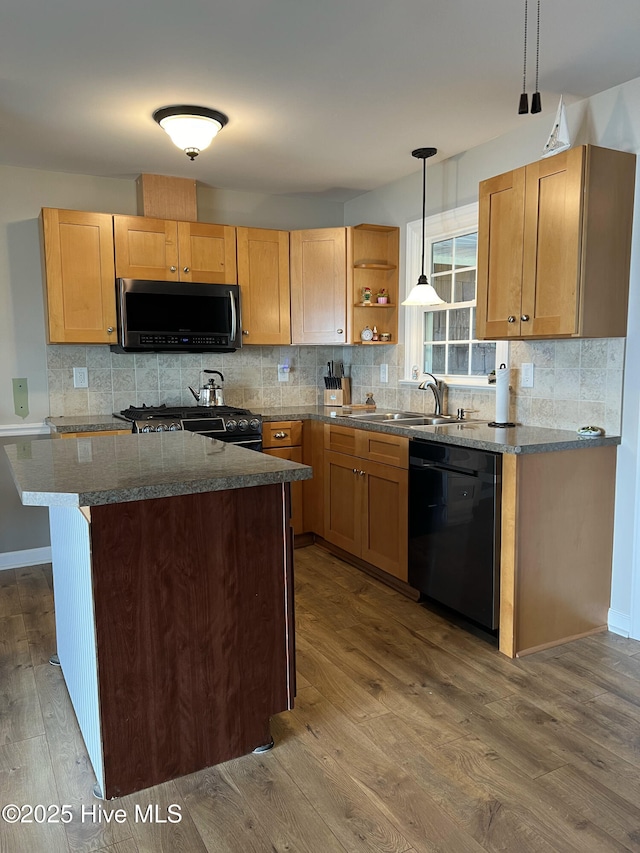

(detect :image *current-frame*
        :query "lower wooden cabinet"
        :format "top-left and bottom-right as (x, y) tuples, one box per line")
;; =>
(52, 430), (130, 439)
(323, 425), (408, 581)
(263, 421), (304, 535)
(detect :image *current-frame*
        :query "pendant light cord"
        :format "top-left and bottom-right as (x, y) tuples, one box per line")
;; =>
(420, 156), (426, 277)
(522, 0), (528, 95)
(535, 0), (540, 93)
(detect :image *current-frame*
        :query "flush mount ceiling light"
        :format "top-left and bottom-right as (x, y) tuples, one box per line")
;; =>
(402, 147), (445, 307)
(152, 105), (229, 160)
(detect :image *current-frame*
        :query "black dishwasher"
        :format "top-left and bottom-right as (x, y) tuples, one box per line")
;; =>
(408, 440), (501, 632)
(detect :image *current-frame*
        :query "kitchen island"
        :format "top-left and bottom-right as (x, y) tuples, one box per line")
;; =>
(3, 431), (312, 799)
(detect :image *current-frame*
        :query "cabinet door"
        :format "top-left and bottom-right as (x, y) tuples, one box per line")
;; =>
(476, 169), (526, 339)
(114, 216), (179, 281)
(324, 450), (361, 555)
(41, 209), (117, 344)
(177, 222), (237, 284)
(237, 227), (290, 344)
(290, 228), (346, 344)
(521, 147), (584, 337)
(360, 459), (408, 581)
(263, 446), (304, 535)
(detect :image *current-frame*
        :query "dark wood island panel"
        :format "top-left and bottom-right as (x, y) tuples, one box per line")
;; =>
(88, 483), (294, 798)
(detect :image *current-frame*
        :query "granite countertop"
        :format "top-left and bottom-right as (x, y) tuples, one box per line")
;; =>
(4, 431), (312, 508)
(47, 408), (621, 455)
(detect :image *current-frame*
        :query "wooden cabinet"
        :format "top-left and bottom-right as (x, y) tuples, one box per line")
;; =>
(40, 208), (117, 344)
(323, 425), (408, 581)
(500, 445), (617, 658)
(53, 430), (130, 439)
(290, 227), (347, 344)
(263, 421), (304, 535)
(237, 227), (291, 344)
(290, 225), (400, 346)
(114, 215), (237, 284)
(476, 145), (635, 340)
(348, 224), (399, 345)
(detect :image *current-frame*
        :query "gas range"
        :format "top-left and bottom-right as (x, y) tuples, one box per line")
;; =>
(114, 404), (263, 450)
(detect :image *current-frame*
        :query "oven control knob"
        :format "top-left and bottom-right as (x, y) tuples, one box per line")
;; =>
(169, 422), (181, 431)
(249, 418), (260, 432)
(141, 424), (154, 433)
(155, 423), (167, 432)
(238, 419), (249, 431)
(225, 419), (238, 432)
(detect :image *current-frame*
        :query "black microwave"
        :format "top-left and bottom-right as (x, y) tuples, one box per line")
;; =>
(112, 278), (242, 353)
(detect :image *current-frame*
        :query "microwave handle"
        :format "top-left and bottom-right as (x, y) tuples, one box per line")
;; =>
(229, 290), (238, 343)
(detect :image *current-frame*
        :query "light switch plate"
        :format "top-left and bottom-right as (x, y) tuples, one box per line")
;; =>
(521, 362), (534, 388)
(380, 363), (389, 383)
(12, 378), (29, 419)
(277, 364), (290, 382)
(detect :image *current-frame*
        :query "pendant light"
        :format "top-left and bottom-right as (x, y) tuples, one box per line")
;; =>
(402, 147), (444, 307)
(153, 105), (229, 160)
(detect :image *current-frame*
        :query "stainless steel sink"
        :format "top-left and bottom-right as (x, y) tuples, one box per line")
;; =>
(345, 411), (462, 425)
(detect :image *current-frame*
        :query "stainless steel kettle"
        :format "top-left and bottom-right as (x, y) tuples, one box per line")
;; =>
(188, 370), (225, 407)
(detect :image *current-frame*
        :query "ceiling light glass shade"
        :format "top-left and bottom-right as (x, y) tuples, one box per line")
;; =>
(402, 276), (445, 306)
(153, 106), (229, 160)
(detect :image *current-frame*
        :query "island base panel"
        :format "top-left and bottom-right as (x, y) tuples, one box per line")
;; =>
(89, 483), (294, 798)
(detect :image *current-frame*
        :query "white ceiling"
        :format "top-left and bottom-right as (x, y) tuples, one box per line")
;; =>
(2, 0), (640, 202)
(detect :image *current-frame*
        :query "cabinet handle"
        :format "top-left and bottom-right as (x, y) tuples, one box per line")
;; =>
(359, 469), (366, 476)
(183, 267), (190, 273)
(274, 432), (287, 439)
(337, 329), (344, 334)
(170, 266), (177, 273)
(352, 468), (358, 474)
(521, 314), (530, 322)
(242, 330), (249, 336)
(107, 327), (114, 334)
(507, 315), (516, 323)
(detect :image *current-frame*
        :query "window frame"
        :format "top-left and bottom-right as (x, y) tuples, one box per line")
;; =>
(403, 202), (507, 386)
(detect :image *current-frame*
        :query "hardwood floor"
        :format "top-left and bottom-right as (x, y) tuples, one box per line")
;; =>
(2, 546), (640, 851)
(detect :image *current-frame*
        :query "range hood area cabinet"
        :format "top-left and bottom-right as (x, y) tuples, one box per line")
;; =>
(40, 208), (118, 345)
(290, 224), (399, 345)
(476, 145), (636, 341)
(113, 215), (237, 284)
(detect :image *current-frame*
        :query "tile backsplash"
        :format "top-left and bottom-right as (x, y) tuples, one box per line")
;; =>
(47, 337), (625, 435)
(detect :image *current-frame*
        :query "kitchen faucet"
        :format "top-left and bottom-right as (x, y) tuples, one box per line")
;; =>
(418, 373), (443, 415)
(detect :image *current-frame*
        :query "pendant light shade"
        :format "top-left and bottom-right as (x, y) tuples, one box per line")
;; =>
(153, 105), (229, 160)
(402, 147), (444, 307)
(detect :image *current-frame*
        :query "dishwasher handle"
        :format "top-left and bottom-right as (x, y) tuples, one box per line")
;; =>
(410, 457), (481, 477)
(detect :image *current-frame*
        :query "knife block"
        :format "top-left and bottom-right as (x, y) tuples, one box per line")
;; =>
(323, 378), (351, 407)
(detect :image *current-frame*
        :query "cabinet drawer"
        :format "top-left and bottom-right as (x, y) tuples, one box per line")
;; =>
(263, 421), (302, 448)
(355, 430), (408, 468)
(324, 424), (357, 455)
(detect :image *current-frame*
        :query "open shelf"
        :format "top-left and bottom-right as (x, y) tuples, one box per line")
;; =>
(356, 302), (393, 307)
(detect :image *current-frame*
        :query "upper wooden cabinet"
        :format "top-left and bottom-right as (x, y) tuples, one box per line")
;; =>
(40, 208), (117, 344)
(113, 215), (237, 284)
(236, 227), (291, 345)
(476, 145), (636, 340)
(348, 224), (399, 346)
(290, 227), (347, 344)
(290, 224), (399, 345)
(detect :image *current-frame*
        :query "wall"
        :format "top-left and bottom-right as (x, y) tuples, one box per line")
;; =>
(345, 77), (640, 637)
(0, 166), (343, 558)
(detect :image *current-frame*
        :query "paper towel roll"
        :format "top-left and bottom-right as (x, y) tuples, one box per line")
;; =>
(495, 365), (510, 425)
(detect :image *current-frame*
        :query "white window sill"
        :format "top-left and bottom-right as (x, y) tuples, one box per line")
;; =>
(399, 378), (496, 391)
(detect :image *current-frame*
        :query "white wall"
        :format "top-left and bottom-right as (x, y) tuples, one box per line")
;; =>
(345, 77), (640, 639)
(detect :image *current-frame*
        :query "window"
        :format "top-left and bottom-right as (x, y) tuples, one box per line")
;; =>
(404, 203), (505, 385)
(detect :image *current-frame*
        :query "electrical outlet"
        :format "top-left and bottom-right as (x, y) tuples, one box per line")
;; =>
(380, 363), (389, 383)
(521, 362), (534, 388)
(73, 367), (89, 388)
(277, 363), (290, 382)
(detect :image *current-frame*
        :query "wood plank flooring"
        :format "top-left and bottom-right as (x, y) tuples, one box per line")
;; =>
(1, 545), (640, 852)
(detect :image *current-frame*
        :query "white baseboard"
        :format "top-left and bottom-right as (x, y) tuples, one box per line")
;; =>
(0, 422), (50, 436)
(0, 547), (52, 571)
(608, 607), (631, 637)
